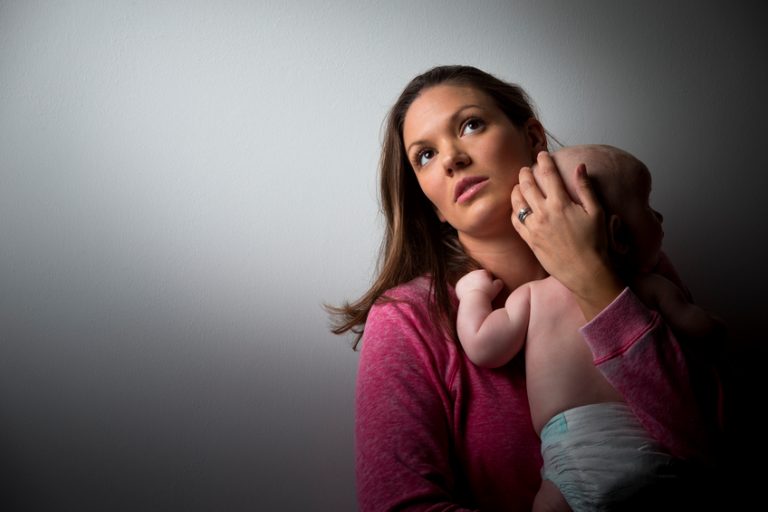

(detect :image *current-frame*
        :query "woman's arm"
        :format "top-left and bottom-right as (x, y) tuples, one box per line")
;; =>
(580, 287), (722, 461)
(511, 152), (722, 461)
(356, 296), (478, 512)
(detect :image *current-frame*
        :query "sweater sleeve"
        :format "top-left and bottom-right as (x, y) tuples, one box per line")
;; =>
(580, 287), (720, 461)
(356, 297), (477, 512)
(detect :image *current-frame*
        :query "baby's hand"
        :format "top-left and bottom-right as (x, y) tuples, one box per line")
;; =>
(455, 269), (504, 300)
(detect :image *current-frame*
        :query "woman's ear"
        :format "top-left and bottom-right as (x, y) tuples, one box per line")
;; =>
(524, 118), (548, 155)
(608, 214), (630, 255)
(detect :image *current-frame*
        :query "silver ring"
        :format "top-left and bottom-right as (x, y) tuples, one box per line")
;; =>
(517, 206), (533, 224)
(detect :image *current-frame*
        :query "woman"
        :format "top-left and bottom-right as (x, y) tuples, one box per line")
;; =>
(330, 65), (720, 511)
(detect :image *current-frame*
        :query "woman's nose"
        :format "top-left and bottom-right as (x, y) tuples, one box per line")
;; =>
(442, 148), (471, 175)
(653, 209), (664, 223)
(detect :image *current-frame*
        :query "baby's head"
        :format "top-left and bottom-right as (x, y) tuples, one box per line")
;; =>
(541, 145), (665, 272)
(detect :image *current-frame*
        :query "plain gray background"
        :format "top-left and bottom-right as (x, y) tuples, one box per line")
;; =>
(1, 1), (765, 510)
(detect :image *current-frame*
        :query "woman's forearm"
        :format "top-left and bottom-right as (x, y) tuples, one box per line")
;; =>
(582, 288), (721, 461)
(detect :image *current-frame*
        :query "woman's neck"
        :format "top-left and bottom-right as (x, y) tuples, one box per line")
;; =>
(460, 230), (547, 293)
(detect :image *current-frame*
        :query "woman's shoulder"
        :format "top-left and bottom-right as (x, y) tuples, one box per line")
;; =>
(368, 276), (438, 327)
(378, 275), (435, 301)
(363, 276), (457, 356)
(369, 275), (457, 324)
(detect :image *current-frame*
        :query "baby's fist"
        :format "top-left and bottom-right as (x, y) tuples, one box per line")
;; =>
(455, 269), (503, 300)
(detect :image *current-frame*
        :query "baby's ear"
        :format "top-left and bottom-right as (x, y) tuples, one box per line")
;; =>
(608, 214), (630, 255)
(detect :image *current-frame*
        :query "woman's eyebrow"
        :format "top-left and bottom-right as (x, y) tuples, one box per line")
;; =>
(406, 104), (485, 154)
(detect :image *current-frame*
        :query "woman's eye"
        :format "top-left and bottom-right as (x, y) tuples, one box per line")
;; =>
(417, 149), (434, 167)
(461, 118), (484, 135)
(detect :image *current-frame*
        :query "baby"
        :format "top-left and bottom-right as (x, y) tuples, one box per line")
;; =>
(455, 145), (720, 511)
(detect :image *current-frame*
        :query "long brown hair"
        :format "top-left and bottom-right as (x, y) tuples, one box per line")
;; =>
(328, 65), (543, 349)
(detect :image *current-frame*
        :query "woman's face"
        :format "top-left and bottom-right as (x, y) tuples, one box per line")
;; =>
(402, 84), (545, 240)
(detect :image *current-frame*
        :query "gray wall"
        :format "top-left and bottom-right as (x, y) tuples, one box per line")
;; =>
(1, 1), (765, 510)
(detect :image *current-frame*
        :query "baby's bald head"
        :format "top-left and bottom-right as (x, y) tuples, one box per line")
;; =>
(538, 144), (651, 216)
(533, 145), (663, 272)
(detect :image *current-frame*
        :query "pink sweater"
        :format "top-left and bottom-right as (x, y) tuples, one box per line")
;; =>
(355, 277), (718, 511)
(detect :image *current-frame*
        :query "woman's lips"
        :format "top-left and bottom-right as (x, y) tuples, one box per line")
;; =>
(455, 176), (489, 204)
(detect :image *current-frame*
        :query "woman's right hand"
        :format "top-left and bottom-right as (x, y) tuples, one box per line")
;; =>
(511, 151), (624, 320)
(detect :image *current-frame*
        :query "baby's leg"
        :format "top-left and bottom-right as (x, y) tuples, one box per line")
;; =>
(532, 479), (571, 512)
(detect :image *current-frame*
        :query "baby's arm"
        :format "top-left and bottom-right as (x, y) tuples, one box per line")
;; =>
(455, 269), (531, 368)
(632, 273), (725, 339)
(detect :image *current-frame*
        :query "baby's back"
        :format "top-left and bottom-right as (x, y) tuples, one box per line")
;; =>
(522, 277), (623, 434)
